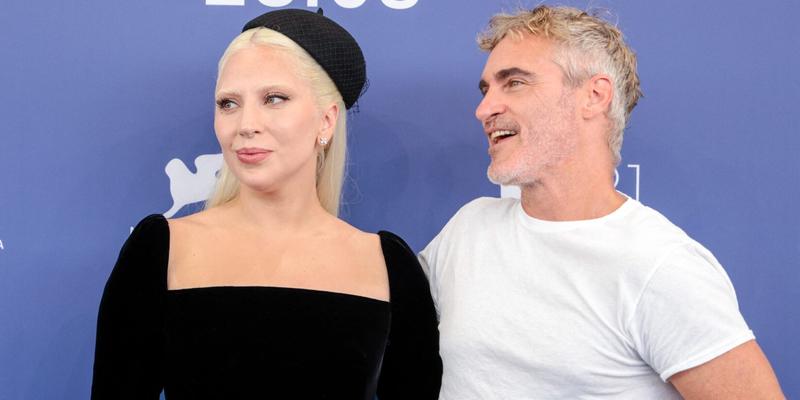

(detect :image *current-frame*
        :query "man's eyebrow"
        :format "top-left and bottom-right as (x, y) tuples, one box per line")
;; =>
(495, 67), (536, 82)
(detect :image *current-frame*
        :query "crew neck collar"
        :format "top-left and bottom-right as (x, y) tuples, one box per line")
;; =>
(515, 193), (636, 233)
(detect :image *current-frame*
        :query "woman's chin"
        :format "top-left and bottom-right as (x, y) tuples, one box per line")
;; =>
(233, 173), (281, 194)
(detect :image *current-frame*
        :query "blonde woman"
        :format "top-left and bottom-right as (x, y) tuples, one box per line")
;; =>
(92, 9), (441, 399)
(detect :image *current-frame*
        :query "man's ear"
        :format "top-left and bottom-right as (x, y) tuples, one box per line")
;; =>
(582, 74), (613, 120)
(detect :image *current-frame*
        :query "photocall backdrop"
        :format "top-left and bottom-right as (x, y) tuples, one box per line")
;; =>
(1, 0), (798, 398)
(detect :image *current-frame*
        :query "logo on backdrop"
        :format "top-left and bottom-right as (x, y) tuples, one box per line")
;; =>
(164, 153), (224, 218)
(205, 0), (417, 10)
(0, 239), (4, 250)
(501, 164), (642, 200)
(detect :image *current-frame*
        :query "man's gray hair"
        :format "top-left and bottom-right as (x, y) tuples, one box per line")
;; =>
(478, 5), (643, 165)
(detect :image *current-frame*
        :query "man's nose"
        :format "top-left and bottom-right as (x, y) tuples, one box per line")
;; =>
(475, 89), (505, 123)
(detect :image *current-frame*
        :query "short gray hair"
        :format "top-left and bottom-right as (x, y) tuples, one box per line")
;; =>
(478, 5), (642, 165)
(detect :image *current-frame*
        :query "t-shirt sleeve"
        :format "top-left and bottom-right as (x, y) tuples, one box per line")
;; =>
(377, 231), (442, 400)
(91, 215), (168, 399)
(627, 242), (754, 382)
(419, 199), (476, 317)
(418, 229), (444, 317)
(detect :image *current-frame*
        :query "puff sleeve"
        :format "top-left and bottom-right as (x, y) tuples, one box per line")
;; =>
(91, 215), (169, 399)
(376, 231), (442, 400)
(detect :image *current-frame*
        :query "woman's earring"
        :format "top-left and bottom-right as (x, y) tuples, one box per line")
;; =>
(318, 137), (329, 146)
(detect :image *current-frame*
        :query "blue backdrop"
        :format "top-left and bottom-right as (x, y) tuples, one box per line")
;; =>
(1, 0), (798, 398)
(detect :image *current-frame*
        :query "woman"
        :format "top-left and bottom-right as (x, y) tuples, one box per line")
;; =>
(92, 9), (441, 399)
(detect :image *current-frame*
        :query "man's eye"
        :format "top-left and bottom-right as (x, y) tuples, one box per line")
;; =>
(508, 80), (523, 87)
(265, 94), (289, 105)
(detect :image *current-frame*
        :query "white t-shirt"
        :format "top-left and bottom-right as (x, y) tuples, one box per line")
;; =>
(419, 197), (754, 400)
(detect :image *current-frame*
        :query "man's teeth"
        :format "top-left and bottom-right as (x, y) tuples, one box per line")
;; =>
(491, 130), (517, 141)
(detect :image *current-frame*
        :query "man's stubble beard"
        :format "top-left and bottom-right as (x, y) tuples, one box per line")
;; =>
(487, 93), (579, 187)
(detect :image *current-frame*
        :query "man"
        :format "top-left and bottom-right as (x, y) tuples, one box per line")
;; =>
(419, 5), (784, 399)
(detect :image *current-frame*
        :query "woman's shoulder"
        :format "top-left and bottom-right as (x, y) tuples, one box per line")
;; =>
(375, 230), (420, 271)
(126, 209), (222, 277)
(166, 208), (229, 252)
(166, 207), (218, 231)
(326, 219), (413, 256)
(376, 230), (415, 257)
(125, 214), (169, 253)
(329, 221), (386, 270)
(324, 218), (380, 253)
(331, 223), (418, 274)
(106, 214), (170, 293)
(164, 209), (229, 282)
(132, 213), (168, 232)
(374, 230), (431, 296)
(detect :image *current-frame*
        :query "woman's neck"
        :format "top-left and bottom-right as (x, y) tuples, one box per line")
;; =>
(225, 185), (332, 235)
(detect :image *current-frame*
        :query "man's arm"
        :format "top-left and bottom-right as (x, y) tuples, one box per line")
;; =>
(670, 340), (784, 400)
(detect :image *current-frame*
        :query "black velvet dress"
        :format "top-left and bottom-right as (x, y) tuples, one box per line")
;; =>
(91, 215), (442, 399)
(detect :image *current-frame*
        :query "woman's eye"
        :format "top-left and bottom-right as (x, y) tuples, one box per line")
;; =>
(216, 99), (237, 110)
(265, 94), (288, 105)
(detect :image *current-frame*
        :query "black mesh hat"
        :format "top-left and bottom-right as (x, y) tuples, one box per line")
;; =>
(242, 9), (366, 110)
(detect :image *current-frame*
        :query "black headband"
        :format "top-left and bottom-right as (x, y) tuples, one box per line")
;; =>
(242, 9), (366, 110)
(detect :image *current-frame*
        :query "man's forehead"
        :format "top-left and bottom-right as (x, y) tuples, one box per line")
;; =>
(481, 34), (554, 80)
(491, 33), (553, 60)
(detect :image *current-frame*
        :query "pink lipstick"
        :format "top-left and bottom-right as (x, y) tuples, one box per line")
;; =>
(236, 148), (271, 164)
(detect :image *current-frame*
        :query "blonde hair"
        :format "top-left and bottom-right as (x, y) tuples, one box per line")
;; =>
(205, 28), (348, 216)
(478, 5), (642, 165)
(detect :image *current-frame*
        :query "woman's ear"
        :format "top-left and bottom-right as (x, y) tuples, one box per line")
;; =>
(318, 102), (340, 144)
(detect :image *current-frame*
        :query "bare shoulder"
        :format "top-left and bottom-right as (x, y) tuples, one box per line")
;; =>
(167, 207), (230, 238)
(166, 208), (227, 263)
(330, 219), (382, 256)
(168, 208), (217, 231)
(306, 218), (388, 301)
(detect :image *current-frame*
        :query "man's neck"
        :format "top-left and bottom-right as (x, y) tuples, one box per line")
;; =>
(518, 169), (626, 222)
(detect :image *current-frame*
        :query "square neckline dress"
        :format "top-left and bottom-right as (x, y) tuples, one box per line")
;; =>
(91, 214), (442, 399)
